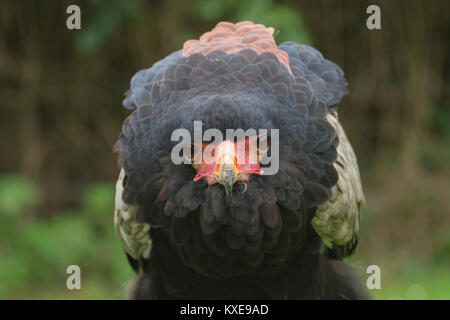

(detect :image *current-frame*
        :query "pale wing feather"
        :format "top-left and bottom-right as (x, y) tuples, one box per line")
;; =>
(114, 169), (151, 260)
(312, 113), (365, 246)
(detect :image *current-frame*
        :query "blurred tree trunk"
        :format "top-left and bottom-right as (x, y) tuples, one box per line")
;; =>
(295, 0), (449, 179)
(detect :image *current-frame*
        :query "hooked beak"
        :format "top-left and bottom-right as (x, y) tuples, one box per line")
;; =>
(218, 154), (238, 198)
(192, 139), (264, 197)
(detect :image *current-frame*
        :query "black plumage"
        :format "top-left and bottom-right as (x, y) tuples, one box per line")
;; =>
(115, 21), (366, 299)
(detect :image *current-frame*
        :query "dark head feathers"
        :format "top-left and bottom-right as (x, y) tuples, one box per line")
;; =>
(117, 42), (346, 275)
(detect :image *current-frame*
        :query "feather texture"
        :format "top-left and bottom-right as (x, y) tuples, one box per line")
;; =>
(114, 169), (151, 261)
(114, 21), (367, 299)
(312, 113), (365, 257)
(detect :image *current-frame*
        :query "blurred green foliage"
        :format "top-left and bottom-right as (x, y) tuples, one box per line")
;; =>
(0, 176), (133, 299)
(190, 0), (311, 44)
(76, 0), (137, 55)
(74, 0), (310, 55)
(421, 102), (450, 171)
(0, 174), (38, 217)
(373, 264), (450, 300)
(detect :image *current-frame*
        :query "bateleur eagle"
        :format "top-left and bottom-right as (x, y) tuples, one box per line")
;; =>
(114, 21), (366, 299)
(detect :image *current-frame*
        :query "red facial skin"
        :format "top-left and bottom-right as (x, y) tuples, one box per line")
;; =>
(192, 138), (265, 185)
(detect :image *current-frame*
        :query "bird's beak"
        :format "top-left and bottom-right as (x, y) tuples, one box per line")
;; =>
(218, 154), (238, 198)
(193, 140), (263, 196)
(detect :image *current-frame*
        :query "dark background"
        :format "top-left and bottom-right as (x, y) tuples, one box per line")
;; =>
(0, 0), (449, 299)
